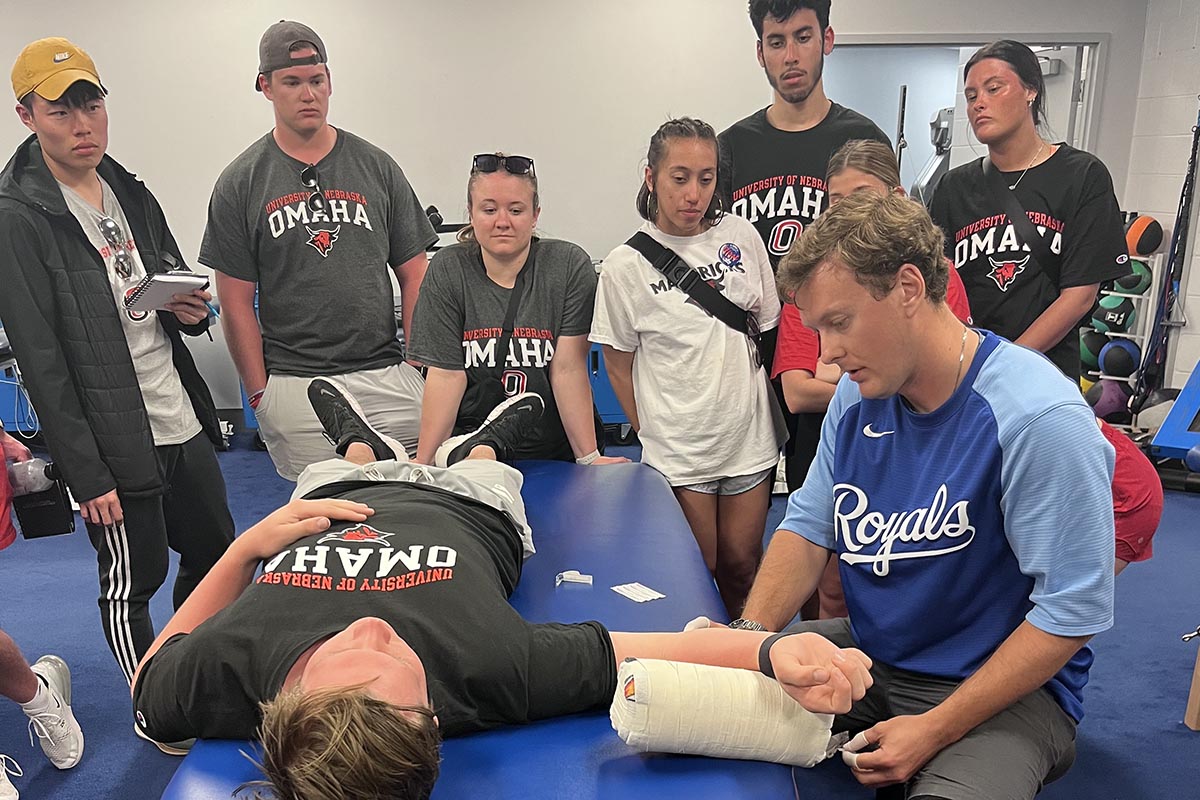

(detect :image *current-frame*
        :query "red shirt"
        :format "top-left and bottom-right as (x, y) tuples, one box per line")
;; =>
(1, 464), (15, 550)
(772, 260), (972, 378)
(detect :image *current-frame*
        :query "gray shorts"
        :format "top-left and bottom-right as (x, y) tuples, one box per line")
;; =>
(783, 617), (1077, 800)
(254, 363), (423, 480)
(678, 466), (773, 496)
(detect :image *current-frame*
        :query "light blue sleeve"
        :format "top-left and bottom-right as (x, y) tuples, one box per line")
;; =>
(778, 376), (857, 550)
(999, 402), (1116, 637)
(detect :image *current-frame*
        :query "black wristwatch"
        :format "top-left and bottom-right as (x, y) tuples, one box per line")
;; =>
(728, 618), (766, 632)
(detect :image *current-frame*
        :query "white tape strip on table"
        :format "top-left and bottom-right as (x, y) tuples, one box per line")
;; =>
(611, 582), (666, 602)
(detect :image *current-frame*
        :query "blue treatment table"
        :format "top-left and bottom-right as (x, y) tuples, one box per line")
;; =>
(161, 462), (799, 799)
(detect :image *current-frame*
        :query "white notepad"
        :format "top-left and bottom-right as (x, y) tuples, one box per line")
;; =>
(122, 272), (209, 312)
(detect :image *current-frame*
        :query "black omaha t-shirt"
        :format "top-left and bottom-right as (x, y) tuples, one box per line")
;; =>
(928, 145), (1130, 379)
(132, 481), (615, 741)
(719, 103), (891, 268)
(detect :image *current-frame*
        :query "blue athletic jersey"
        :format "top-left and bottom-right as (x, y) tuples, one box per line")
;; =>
(781, 332), (1115, 721)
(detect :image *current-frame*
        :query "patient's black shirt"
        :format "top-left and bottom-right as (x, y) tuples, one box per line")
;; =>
(132, 481), (616, 741)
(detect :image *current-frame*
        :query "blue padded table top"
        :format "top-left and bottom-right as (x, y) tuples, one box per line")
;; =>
(161, 462), (797, 799)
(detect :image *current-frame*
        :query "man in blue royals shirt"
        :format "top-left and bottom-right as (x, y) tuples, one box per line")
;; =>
(733, 191), (1114, 800)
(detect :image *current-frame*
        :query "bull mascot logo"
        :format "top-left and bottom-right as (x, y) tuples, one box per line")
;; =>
(987, 254), (1029, 292)
(305, 224), (341, 258)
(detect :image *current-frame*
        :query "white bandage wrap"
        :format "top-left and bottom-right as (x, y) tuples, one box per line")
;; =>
(610, 658), (836, 767)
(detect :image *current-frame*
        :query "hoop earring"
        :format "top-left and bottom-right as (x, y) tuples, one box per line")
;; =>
(647, 190), (659, 221)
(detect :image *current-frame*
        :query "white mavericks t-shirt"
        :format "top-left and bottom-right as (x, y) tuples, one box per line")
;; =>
(590, 215), (780, 486)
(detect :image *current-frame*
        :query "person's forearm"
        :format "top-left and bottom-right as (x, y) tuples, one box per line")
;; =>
(602, 346), (640, 431)
(741, 533), (831, 630)
(922, 621), (1092, 748)
(132, 536), (261, 690)
(781, 370), (837, 414)
(393, 252), (429, 347)
(414, 368), (467, 463)
(549, 359), (600, 457)
(610, 628), (772, 671)
(221, 304), (268, 396)
(1015, 285), (1097, 354)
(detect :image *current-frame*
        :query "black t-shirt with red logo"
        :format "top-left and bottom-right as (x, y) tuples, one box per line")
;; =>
(929, 145), (1129, 379)
(132, 481), (615, 741)
(719, 103), (891, 269)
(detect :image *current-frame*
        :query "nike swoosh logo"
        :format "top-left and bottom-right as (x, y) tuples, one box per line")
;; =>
(53, 53), (71, 63)
(862, 424), (895, 438)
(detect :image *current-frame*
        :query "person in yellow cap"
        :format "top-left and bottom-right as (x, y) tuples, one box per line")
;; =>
(0, 38), (235, 711)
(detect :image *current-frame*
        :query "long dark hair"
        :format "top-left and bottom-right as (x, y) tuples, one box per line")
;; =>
(964, 40), (1047, 128)
(635, 117), (724, 227)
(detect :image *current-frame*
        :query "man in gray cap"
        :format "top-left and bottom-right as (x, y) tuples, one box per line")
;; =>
(201, 21), (436, 480)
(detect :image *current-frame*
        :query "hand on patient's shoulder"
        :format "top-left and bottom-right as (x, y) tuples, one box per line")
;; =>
(241, 498), (375, 561)
(770, 632), (873, 715)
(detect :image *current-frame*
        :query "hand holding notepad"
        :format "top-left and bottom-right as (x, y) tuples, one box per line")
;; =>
(123, 272), (210, 313)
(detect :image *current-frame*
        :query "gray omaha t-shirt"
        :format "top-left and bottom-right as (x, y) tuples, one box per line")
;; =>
(199, 128), (436, 376)
(408, 239), (597, 460)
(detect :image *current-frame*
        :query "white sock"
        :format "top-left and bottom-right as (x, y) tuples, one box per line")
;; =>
(18, 676), (54, 716)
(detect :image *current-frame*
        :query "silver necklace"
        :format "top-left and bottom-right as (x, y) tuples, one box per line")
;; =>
(953, 326), (970, 393)
(1007, 141), (1046, 190)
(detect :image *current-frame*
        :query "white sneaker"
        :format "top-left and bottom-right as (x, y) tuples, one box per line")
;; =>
(0, 755), (20, 800)
(26, 656), (84, 769)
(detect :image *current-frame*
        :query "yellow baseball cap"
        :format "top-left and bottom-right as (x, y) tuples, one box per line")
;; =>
(11, 37), (106, 102)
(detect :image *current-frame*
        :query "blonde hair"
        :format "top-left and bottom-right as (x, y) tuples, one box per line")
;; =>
(237, 686), (441, 800)
(826, 139), (902, 190)
(777, 191), (947, 303)
(457, 151), (540, 244)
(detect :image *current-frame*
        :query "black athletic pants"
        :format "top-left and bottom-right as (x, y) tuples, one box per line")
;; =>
(84, 431), (234, 684)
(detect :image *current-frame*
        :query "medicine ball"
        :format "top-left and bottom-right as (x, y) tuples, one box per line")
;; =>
(1098, 338), (1140, 378)
(1091, 295), (1136, 333)
(1114, 259), (1153, 295)
(1080, 376), (1095, 395)
(1125, 215), (1164, 256)
(1091, 379), (1133, 424)
(1186, 444), (1200, 473)
(1084, 380), (1104, 407)
(1080, 329), (1109, 371)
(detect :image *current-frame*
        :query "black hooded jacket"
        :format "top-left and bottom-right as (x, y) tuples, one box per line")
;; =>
(0, 134), (221, 502)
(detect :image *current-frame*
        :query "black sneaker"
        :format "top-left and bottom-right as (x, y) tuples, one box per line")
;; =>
(434, 393), (545, 466)
(306, 379), (406, 462)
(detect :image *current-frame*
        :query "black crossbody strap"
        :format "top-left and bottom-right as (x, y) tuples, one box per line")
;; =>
(981, 158), (1060, 288)
(495, 239), (538, 381)
(626, 232), (755, 336)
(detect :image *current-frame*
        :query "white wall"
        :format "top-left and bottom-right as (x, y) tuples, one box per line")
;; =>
(0, 0), (1150, 408)
(823, 46), (959, 192)
(1125, 0), (1200, 389)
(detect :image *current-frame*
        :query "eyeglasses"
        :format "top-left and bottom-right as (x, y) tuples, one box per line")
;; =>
(97, 216), (134, 280)
(471, 154), (535, 176)
(300, 164), (326, 213)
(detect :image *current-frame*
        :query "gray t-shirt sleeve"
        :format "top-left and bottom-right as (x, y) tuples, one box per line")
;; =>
(385, 158), (438, 267)
(558, 244), (597, 338)
(408, 248), (468, 370)
(198, 168), (257, 281)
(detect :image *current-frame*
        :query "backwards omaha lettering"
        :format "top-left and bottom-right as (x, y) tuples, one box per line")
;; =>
(256, 525), (458, 593)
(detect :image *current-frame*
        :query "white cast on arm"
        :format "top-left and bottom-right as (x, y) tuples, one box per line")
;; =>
(610, 658), (836, 767)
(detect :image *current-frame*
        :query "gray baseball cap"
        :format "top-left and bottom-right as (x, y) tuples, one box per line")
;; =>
(255, 20), (327, 91)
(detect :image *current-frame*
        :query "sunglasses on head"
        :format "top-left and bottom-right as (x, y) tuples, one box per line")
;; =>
(97, 216), (134, 280)
(300, 164), (327, 213)
(471, 154), (535, 176)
